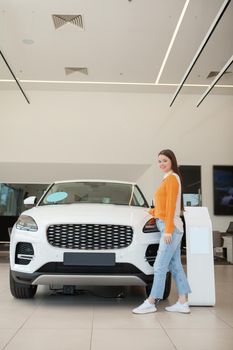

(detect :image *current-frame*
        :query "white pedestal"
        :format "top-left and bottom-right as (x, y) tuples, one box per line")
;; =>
(184, 207), (215, 306)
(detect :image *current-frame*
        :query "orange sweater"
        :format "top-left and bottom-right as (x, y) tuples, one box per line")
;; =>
(149, 174), (179, 234)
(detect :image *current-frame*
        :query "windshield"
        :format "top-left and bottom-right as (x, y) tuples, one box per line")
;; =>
(38, 182), (148, 207)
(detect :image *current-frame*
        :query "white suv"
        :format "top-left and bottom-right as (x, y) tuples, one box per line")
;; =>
(9, 180), (171, 298)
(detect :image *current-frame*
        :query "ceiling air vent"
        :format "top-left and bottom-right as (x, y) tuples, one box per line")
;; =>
(52, 15), (84, 30)
(65, 67), (88, 75)
(207, 71), (232, 79)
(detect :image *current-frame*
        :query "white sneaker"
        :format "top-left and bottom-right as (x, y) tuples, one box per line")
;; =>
(132, 299), (157, 314)
(165, 301), (190, 314)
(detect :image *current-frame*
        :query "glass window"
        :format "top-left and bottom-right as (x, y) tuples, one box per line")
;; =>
(0, 183), (49, 216)
(0, 184), (22, 216)
(130, 186), (148, 207)
(179, 165), (202, 206)
(39, 182), (148, 208)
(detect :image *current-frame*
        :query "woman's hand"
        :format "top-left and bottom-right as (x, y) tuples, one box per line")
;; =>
(164, 233), (172, 244)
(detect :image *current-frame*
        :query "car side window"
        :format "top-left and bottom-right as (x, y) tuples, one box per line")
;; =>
(131, 186), (147, 207)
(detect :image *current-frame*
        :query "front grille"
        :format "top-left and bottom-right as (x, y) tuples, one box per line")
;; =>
(47, 224), (133, 250)
(15, 242), (34, 265)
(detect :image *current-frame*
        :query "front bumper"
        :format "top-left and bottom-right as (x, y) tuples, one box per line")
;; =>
(10, 228), (160, 276)
(11, 262), (154, 286)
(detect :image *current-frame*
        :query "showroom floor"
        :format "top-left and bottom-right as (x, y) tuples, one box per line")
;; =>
(0, 261), (233, 350)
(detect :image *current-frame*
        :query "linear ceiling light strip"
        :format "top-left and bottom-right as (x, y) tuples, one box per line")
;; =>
(0, 50), (30, 104)
(169, 0), (231, 107)
(196, 54), (233, 107)
(155, 0), (190, 84)
(0, 79), (232, 89)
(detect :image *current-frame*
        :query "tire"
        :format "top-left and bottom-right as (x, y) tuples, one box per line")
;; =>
(146, 271), (171, 300)
(9, 270), (37, 299)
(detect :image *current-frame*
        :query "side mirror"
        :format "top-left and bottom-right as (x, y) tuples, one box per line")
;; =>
(24, 196), (37, 206)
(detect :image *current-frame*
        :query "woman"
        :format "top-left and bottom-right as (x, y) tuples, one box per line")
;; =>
(133, 149), (191, 314)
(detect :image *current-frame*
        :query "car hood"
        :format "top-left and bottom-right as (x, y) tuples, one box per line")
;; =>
(22, 203), (151, 227)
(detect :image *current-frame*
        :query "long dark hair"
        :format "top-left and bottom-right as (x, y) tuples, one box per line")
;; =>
(158, 149), (184, 211)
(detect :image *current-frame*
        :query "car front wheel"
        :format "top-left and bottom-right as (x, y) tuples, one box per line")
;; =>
(9, 270), (37, 299)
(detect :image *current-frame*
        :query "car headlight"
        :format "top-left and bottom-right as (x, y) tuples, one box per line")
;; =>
(143, 218), (158, 233)
(16, 215), (38, 232)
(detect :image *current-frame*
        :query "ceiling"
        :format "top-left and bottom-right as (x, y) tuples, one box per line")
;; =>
(0, 162), (151, 184)
(0, 0), (233, 96)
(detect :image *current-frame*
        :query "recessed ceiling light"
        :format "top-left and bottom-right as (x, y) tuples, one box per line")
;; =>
(22, 39), (34, 45)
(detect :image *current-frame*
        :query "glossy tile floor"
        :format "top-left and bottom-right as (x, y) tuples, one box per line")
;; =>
(0, 262), (233, 350)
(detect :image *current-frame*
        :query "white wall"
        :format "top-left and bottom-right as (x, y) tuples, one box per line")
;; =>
(0, 89), (232, 230)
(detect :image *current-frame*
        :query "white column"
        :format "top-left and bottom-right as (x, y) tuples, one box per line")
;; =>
(184, 207), (215, 306)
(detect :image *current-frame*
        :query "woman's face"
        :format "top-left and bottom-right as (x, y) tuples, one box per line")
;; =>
(158, 154), (172, 173)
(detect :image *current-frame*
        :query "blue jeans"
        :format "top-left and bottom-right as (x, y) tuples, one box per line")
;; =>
(150, 219), (192, 299)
